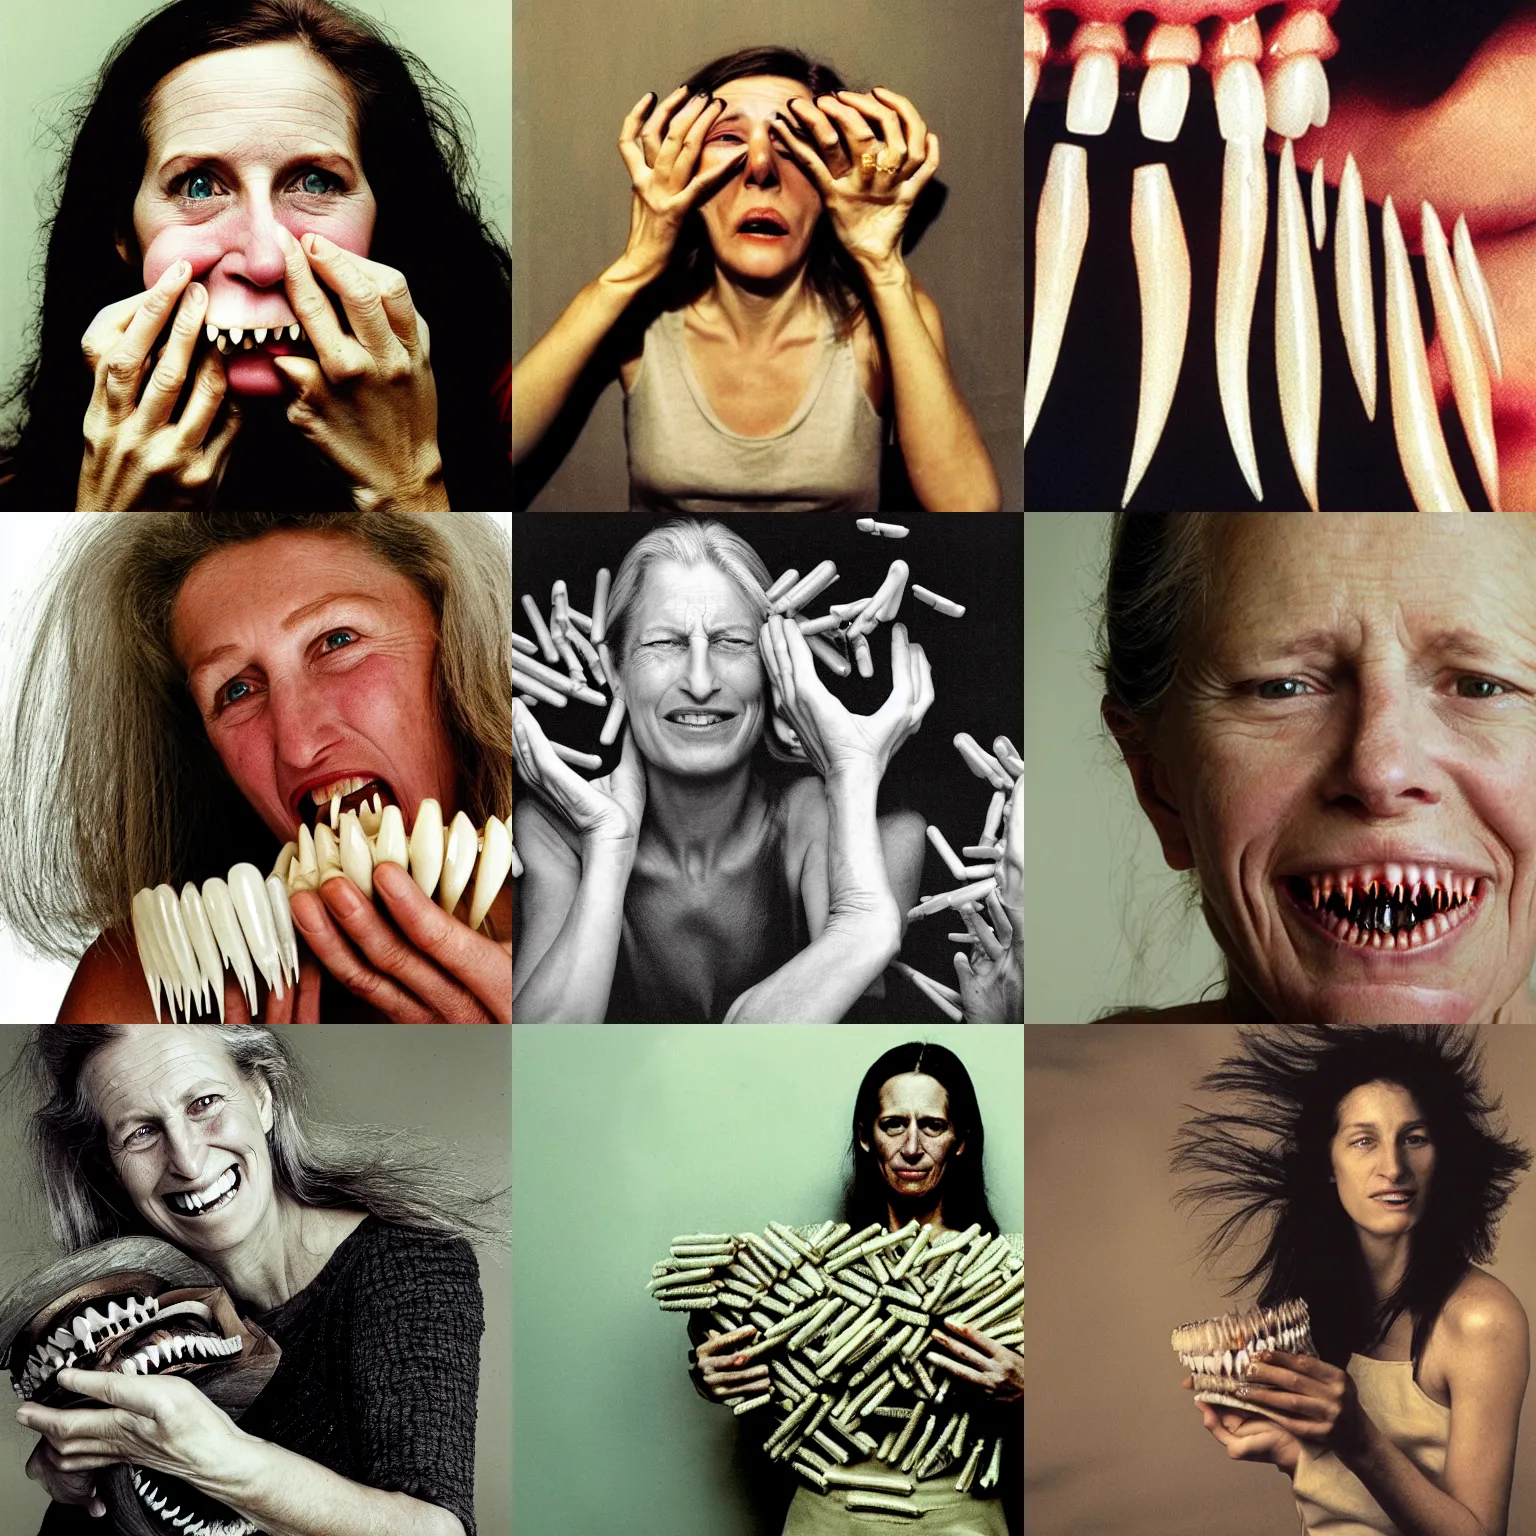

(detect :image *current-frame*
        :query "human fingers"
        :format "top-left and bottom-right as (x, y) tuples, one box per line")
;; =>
(174, 345), (236, 450)
(275, 225), (358, 378)
(910, 641), (934, 723)
(815, 95), (879, 159)
(982, 891), (1015, 950)
(836, 90), (908, 165)
(323, 249), (423, 353)
(871, 87), (929, 166)
(1248, 1353), (1333, 1394)
(764, 615), (802, 716)
(925, 1351), (988, 1386)
(618, 91), (657, 177)
(665, 94), (723, 182)
(288, 887), (440, 1022)
(943, 1320), (1007, 1361)
(992, 736), (1023, 780)
(697, 1325), (757, 1356)
(100, 261), (193, 421)
(909, 132), (942, 198)
(929, 1327), (993, 1369)
(687, 142), (749, 205)
(374, 861), (510, 1017)
(298, 234), (408, 363)
(966, 900), (1008, 962)
(641, 85), (692, 164)
(785, 97), (847, 167)
(706, 1365), (772, 1396)
(24, 1438), (107, 1505)
(768, 117), (838, 197)
(80, 290), (155, 378)
(137, 282), (209, 429)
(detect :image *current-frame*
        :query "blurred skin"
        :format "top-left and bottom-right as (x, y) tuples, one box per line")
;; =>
(1118, 514), (1536, 1024)
(169, 529), (459, 843)
(121, 41), (377, 399)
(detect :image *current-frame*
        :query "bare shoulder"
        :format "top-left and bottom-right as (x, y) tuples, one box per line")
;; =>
(56, 924), (158, 1023)
(1441, 1267), (1529, 1348)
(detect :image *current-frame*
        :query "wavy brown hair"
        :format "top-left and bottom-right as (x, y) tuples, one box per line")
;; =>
(0, 511), (511, 961)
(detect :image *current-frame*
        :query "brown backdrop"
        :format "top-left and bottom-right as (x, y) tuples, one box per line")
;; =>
(1025, 1024), (1536, 1536)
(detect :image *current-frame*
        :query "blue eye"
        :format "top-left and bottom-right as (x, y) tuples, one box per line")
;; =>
(182, 172), (219, 200)
(1256, 678), (1308, 700)
(221, 679), (252, 706)
(323, 630), (356, 651)
(298, 170), (337, 195)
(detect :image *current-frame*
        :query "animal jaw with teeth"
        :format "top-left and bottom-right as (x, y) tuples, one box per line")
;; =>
(1172, 1299), (1315, 1421)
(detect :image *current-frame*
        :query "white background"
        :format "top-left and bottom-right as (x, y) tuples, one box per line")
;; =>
(0, 512), (511, 1024)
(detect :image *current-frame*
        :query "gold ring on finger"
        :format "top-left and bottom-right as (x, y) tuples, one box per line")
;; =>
(860, 151), (880, 173)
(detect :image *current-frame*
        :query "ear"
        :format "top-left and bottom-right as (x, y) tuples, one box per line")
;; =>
(114, 232), (135, 267)
(1101, 698), (1195, 873)
(253, 1076), (275, 1135)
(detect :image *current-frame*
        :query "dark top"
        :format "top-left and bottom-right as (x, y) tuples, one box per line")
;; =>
(40, 1216), (483, 1536)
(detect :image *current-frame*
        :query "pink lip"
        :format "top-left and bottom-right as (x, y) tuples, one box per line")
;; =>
(1024, 0), (1339, 21)
(287, 769), (389, 819)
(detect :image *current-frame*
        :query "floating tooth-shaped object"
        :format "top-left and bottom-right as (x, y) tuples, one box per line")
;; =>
(1335, 154), (1378, 421)
(229, 328), (243, 345)
(289, 323), (301, 342)
(179, 882), (227, 1024)
(1382, 196), (1470, 512)
(130, 888), (168, 1023)
(1215, 138), (1268, 501)
(1023, 143), (1090, 449)
(1122, 163), (1190, 507)
(469, 817), (513, 932)
(1453, 215), (1504, 382)
(374, 803), (408, 870)
(1422, 201), (1501, 510)
(313, 820), (343, 882)
(265, 875), (300, 991)
(296, 822), (319, 881)
(1139, 24), (1199, 143)
(1310, 159), (1327, 250)
(407, 798), (444, 898)
(201, 877), (259, 1017)
(1275, 138), (1322, 511)
(254, 328), (268, 344)
(205, 323), (218, 343)
(155, 884), (207, 1020)
(271, 840), (297, 881)
(1065, 22), (1125, 137)
(439, 811), (479, 917)
(599, 694), (627, 747)
(338, 810), (374, 899)
(1024, 10), (1046, 123)
(216, 334), (231, 354)
(229, 863), (284, 1000)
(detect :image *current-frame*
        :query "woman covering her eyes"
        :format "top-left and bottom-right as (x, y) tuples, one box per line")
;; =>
(512, 45), (1001, 513)
(0, 0), (511, 511)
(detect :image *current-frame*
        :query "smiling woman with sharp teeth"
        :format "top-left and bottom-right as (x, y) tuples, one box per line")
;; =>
(514, 518), (933, 1022)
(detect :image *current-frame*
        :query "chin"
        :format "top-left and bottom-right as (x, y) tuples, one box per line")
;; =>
(1276, 979), (1479, 1024)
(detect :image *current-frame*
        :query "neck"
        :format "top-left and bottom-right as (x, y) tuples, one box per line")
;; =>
(1357, 1227), (1412, 1303)
(642, 757), (760, 865)
(206, 1193), (352, 1312)
(700, 262), (816, 345)
(883, 1194), (948, 1235)
(1492, 984), (1536, 1025)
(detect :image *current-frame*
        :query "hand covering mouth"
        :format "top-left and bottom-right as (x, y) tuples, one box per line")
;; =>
(664, 708), (737, 726)
(290, 773), (401, 830)
(736, 208), (790, 236)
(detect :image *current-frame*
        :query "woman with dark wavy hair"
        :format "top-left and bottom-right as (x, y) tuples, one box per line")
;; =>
(1173, 1025), (1531, 1536)
(0, 0), (511, 511)
(512, 44), (999, 512)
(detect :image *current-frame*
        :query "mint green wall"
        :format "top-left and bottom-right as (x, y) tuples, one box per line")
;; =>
(511, 1025), (1023, 1536)
(0, 0), (510, 438)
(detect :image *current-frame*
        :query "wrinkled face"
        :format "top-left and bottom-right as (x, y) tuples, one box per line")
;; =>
(83, 1028), (277, 1264)
(615, 560), (767, 777)
(1329, 1080), (1436, 1239)
(695, 75), (824, 285)
(860, 1073), (964, 1204)
(126, 41), (377, 399)
(170, 529), (460, 842)
(1135, 514), (1536, 1024)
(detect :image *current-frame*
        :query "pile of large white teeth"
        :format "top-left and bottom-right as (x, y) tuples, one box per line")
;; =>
(14, 1295), (164, 1399)
(204, 322), (306, 354)
(131, 1468), (258, 1536)
(129, 797), (512, 1023)
(1171, 1298), (1316, 1418)
(1025, 5), (1505, 512)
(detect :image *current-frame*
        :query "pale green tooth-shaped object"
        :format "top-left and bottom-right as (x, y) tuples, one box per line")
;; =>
(130, 888), (168, 1023)
(407, 798), (444, 899)
(265, 875), (300, 990)
(155, 884), (207, 1020)
(229, 863), (284, 999)
(338, 811), (374, 898)
(313, 820), (343, 882)
(373, 803), (408, 870)
(271, 841), (298, 881)
(179, 883), (227, 1023)
(201, 878), (259, 1016)
(468, 817), (513, 932)
(439, 811), (479, 917)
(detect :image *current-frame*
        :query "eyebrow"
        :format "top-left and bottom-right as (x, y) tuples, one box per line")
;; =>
(1246, 627), (1508, 659)
(638, 624), (755, 639)
(188, 591), (384, 685)
(1340, 1120), (1428, 1133)
(158, 148), (359, 178)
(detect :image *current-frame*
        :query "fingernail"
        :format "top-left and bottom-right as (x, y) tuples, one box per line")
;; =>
(189, 282), (206, 302)
(305, 232), (336, 256)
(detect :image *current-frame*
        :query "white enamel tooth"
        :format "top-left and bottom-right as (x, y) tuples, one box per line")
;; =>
(229, 862), (285, 1000)
(1066, 23), (1125, 136)
(265, 874), (300, 990)
(229, 328), (242, 344)
(359, 796), (384, 837)
(1265, 54), (1329, 140)
(338, 810), (374, 898)
(1422, 200), (1501, 510)
(1310, 159), (1327, 250)
(439, 810), (479, 917)
(1024, 11), (1046, 123)
(179, 882), (228, 1024)
(297, 821), (319, 875)
(1335, 154), (1378, 421)
(271, 840), (298, 881)
(1215, 61), (1267, 146)
(130, 887), (169, 1023)
(1216, 138), (1268, 501)
(205, 878), (262, 1019)
(1382, 196), (1470, 511)
(1122, 162), (1190, 508)
(121, 1357), (138, 1374)
(331, 788), (342, 831)
(374, 803), (408, 871)
(1023, 143), (1090, 448)
(408, 797), (445, 899)
(155, 884), (209, 1019)
(313, 819), (343, 882)
(468, 816), (513, 932)
(254, 327), (268, 344)
(290, 323), (302, 341)
(205, 323), (218, 343)
(1275, 138), (1322, 512)
(1138, 62), (1190, 143)
(1453, 215), (1503, 382)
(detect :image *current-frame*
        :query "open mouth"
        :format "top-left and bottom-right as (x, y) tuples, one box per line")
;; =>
(1282, 866), (1485, 951)
(736, 210), (790, 238)
(295, 774), (399, 832)
(163, 1165), (241, 1219)
(203, 320), (315, 359)
(1373, 1189), (1415, 1207)
(664, 709), (736, 731)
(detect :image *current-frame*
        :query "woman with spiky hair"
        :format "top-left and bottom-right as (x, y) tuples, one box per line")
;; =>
(1172, 1025), (1531, 1536)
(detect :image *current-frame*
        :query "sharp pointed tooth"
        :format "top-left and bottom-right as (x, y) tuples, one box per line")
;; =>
(338, 810), (374, 898)
(201, 880), (259, 1015)
(468, 816), (513, 932)
(1382, 196), (1471, 511)
(229, 862), (284, 1000)
(1310, 159), (1327, 250)
(331, 788), (342, 831)
(156, 884), (209, 1019)
(1422, 200), (1501, 510)
(439, 811), (480, 918)
(131, 887), (169, 1023)
(1275, 138), (1322, 511)
(297, 821), (319, 874)
(290, 323), (302, 341)
(407, 797), (445, 899)
(205, 323), (218, 343)
(254, 327), (268, 344)
(1335, 153), (1378, 421)
(1215, 60), (1266, 146)
(1023, 143), (1090, 448)
(1024, 11), (1047, 123)
(229, 327), (242, 344)
(180, 882), (228, 1024)
(1216, 139), (1268, 501)
(313, 819), (343, 883)
(1122, 163), (1190, 507)
(1265, 54), (1329, 140)
(1139, 62), (1190, 143)
(1452, 215), (1503, 382)
(374, 802), (408, 870)
(272, 840), (298, 881)
(265, 874), (300, 990)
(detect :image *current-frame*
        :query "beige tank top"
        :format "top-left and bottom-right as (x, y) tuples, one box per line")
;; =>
(624, 306), (883, 513)
(1291, 1356), (1451, 1534)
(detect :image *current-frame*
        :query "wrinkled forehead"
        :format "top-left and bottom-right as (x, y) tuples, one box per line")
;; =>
(82, 1027), (239, 1128)
(877, 1073), (951, 1120)
(709, 74), (809, 126)
(632, 559), (761, 634)
(143, 40), (361, 174)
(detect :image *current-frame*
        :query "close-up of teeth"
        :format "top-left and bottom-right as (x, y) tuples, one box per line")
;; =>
(1025, 1), (1508, 510)
(1289, 867), (1479, 948)
(202, 321), (306, 354)
(128, 797), (513, 1022)
(1171, 1299), (1315, 1418)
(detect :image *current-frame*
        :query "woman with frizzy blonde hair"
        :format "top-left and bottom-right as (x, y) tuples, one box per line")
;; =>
(0, 510), (512, 1022)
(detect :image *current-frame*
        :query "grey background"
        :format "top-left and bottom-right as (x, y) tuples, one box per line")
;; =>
(0, 1025), (511, 1533)
(512, 0), (1023, 510)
